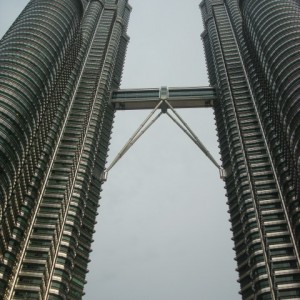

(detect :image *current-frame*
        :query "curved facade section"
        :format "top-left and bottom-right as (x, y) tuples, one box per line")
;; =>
(0, 0), (83, 216)
(240, 0), (300, 189)
(240, 0), (300, 258)
(240, 0), (300, 145)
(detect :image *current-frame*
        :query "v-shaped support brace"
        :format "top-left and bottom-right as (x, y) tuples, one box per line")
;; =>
(101, 98), (226, 182)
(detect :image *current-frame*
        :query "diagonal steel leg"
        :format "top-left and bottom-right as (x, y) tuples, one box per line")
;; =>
(102, 101), (163, 180)
(164, 99), (221, 169)
(101, 98), (226, 182)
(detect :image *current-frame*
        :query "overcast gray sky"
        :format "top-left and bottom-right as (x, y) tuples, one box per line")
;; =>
(1, 1), (240, 299)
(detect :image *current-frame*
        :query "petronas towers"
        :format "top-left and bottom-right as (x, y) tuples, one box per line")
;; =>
(1, 0), (300, 299)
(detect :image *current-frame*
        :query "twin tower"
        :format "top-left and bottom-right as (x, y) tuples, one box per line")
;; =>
(0, 0), (300, 299)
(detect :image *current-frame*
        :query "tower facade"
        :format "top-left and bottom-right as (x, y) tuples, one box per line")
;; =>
(0, 0), (131, 299)
(201, 0), (300, 299)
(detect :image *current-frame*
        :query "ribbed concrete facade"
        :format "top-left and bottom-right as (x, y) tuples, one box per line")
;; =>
(201, 0), (300, 299)
(0, 0), (131, 299)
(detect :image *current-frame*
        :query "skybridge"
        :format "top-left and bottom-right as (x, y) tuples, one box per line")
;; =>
(103, 86), (225, 181)
(111, 86), (216, 110)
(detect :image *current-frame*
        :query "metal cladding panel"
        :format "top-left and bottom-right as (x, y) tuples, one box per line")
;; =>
(81, 0), (89, 9)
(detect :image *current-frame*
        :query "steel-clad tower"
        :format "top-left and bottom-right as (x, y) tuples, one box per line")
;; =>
(0, 0), (131, 299)
(201, 0), (300, 299)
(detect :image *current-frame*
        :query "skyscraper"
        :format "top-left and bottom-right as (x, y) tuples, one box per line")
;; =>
(201, 0), (300, 299)
(0, 0), (131, 299)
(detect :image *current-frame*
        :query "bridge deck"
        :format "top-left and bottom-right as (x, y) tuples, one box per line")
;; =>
(111, 86), (216, 110)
